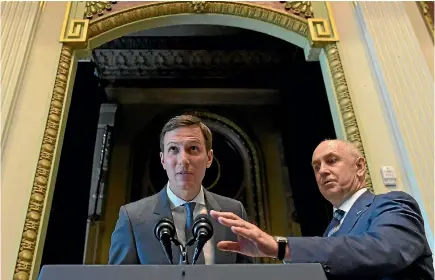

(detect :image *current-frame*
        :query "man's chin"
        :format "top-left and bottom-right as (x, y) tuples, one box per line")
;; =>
(176, 182), (199, 191)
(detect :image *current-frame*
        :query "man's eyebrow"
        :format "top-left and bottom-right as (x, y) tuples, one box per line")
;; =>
(167, 140), (201, 145)
(311, 152), (339, 165)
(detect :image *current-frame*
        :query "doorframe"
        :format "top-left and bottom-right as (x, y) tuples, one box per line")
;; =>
(14, 2), (374, 280)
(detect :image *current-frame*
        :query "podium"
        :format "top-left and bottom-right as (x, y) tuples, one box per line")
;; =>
(38, 264), (327, 280)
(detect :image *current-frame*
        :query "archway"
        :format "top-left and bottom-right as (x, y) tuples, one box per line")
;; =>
(15, 2), (373, 280)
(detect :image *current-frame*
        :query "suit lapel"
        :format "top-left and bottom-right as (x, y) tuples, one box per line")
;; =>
(336, 190), (375, 235)
(153, 186), (181, 264)
(204, 190), (230, 263)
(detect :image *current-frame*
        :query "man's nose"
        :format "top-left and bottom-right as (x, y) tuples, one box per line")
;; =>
(178, 150), (189, 165)
(319, 163), (330, 175)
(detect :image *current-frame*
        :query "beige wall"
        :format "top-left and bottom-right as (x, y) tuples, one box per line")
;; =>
(404, 1), (434, 78)
(1, 2), (67, 280)
(329, 2), (407, 194)
(330, 1), (433, 248)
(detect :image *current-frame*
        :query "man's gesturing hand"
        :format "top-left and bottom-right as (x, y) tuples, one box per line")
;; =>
(209, 210), (279, 258)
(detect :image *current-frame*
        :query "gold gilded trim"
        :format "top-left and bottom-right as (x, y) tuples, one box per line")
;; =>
(325, 43), (374, 192)
(13, 45), (73, 280)
(88, 1), (310, 39)
(417, 1), (434, 41)
(307, 2), (339, 47)
(281, 1), (313, 18)
(85, 1), (117, 19)
(60, 2), (89, 47)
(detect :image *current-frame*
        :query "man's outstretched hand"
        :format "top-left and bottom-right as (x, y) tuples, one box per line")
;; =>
(209, 210), (280, 258)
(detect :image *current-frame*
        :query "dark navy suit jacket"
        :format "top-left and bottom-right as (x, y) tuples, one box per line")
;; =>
(108, 186), (253, 265)
(288, 190), (433, 280)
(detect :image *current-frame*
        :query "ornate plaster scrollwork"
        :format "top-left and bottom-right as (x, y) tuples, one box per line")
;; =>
(13, 46), (73, 280)
(191, 1), (208, 13)
(280, 1), (313, 18)
(85, 1), (117, 19)
(325, 43), (373, 192)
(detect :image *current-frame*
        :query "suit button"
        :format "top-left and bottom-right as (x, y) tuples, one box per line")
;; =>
(323, 265), (331, 273)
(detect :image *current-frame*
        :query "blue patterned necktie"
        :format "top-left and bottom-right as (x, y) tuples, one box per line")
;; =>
(184, 202), (196, 246)
(326, 209), (346, 237)
(183, 202), (205, 264)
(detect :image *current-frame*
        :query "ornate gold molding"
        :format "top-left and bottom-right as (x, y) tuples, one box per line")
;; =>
(60, 2), (89, 47)
(13, 45), (73, 280)
(417, 1), (434, 40)
(325, 43), (373, 192)
(191, 1), (207, 13)
(88, 1), (310, 40)
(85, 1), (117, 19)
(281, 1), (313, 18)
(307, 2), (338, 48)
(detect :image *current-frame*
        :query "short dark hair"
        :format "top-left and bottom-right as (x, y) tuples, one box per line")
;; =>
(160, 114), (212, 152)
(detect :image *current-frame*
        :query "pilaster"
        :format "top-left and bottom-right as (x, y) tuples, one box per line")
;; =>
(1, 2), (43, 150)
(355, 1), (433, 247)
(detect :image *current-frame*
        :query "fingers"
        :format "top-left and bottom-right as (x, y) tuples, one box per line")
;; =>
(210, 210), (255, 230)
(216, 241), (241, 253)
(231, 226), (258, 242)
(214, 216), (243, 228)
(210, 210), (241, 221)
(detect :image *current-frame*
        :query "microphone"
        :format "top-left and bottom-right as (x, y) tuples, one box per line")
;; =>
(191, 214), (214, 265)
(154, 217), (176, 264)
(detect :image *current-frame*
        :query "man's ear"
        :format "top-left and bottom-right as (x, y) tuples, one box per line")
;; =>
(355, 157), (366, 177)
(206, 149), (214, 168)
(160, 152), (166, 170)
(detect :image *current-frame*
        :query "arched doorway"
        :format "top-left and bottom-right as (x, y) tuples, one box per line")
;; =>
(16, 3), (373, 279)
(41, 25), (337, 266)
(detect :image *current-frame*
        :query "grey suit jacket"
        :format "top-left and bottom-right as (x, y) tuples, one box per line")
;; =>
(109, 186), (254, 264)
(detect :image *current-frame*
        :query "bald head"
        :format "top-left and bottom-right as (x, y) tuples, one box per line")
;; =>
(313, 139), (363, 161)
(311, 139), (367, 207)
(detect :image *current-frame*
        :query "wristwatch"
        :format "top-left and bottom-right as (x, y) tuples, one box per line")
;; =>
(274, 236), (288, 261)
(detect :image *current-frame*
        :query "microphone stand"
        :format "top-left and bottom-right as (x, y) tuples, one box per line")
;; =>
(176, 237), (196, 265)
(179, 245), (188, 264)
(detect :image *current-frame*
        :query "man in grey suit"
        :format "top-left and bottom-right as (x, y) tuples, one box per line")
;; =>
(109, 114), (253, 265)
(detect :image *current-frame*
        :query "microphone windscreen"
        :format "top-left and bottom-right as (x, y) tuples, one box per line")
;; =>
(194, 213), (211, 223)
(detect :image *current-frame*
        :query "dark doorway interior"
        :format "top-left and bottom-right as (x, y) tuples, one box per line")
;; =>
(40, 26), (335, 267)
(40, 62), (107, 266)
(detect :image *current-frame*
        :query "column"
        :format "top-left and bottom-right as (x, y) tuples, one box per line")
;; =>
(1, 2), (43, 149)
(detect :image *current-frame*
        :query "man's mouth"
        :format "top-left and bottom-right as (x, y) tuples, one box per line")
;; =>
(323, 179), (335, 185)
(177, 171), (192, 175)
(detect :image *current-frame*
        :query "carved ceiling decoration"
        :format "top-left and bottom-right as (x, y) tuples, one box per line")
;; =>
(93, 36), (298, 81)
(85, 1), (117, 19)
(279, 1), (313, 18)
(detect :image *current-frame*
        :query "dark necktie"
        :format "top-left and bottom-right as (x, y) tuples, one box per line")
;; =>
(326, 209), (346, 237)
(184, 202), (205, 264)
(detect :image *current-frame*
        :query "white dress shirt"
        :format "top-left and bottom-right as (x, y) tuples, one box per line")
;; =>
(334, 188), (368, 225)
(166, 183), (215, 264)
(283, 188), (368, 264)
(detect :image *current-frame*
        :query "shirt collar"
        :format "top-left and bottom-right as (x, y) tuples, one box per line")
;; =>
(166, 182), (206, 209)
(334, 188), (367, 213)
